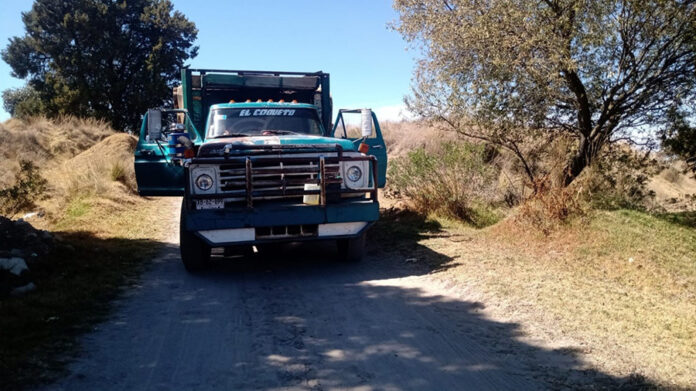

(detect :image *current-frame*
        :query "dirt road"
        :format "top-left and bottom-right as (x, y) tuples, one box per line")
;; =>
(41, 211), (626, 391)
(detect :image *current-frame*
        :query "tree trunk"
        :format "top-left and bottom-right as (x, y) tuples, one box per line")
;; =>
(563, 150), (588, 186)
(563, 136), (600, 186)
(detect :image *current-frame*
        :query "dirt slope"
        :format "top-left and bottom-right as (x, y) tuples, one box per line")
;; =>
(649, 164), (696, 211)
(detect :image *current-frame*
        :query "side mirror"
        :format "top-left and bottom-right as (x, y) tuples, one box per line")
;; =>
(361, 109), (373, 138)
(147, 109), (162, 141)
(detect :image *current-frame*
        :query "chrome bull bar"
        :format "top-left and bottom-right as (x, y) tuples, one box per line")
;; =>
(185, 144), (378, 208)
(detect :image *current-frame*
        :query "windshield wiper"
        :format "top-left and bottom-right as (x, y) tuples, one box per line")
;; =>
(209, 133), (249, 139)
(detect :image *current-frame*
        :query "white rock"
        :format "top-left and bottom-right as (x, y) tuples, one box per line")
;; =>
(22, 211), (39, 219)
(0, 257), (29, 276)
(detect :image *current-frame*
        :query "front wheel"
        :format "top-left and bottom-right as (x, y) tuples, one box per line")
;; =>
(180, 200), (211, 273)
(337, 232), (366, 263)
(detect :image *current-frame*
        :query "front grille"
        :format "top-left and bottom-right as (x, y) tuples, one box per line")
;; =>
(217, 158), (341, 202)
(256, 224), (318, 239)
(187, 145), (378, 208)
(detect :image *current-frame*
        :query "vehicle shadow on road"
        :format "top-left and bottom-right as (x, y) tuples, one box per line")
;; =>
(169, 209), (671, 391)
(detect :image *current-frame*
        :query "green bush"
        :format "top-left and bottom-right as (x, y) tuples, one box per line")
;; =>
(0, 160), (48, 216)
(389, 142), (501, 227)
(578, 148), (659, 211)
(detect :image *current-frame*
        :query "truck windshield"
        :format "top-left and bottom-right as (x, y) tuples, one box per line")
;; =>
(207, 107), (323, 138)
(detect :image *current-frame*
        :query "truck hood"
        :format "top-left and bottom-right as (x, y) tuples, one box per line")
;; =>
(198, 135), (356, 156)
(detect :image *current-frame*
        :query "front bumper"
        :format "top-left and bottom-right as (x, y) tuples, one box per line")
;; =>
(185, 200), (379, 246)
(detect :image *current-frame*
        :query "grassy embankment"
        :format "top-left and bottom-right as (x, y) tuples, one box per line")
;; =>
(380, 120), (696, 389)
(0, 117), (176, 389)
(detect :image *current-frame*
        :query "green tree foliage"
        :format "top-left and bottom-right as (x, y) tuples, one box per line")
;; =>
(1, 85), (45, 119)
(1, 0), (198, 130)
(393, 0), (696, 186)
(661, 108), (696, 174)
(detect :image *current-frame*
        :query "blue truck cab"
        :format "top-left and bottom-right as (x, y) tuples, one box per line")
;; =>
(134, 69), (387, 272)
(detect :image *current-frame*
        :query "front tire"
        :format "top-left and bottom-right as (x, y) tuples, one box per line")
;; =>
(180, 200), (211, 273)
(256, 243), (284, 260)
(337, 232), (366, 263)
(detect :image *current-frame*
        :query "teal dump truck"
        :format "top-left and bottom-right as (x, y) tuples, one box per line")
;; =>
(134, 68), (387, 272)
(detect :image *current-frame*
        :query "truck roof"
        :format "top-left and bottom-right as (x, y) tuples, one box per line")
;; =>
(209, 102), (317, 110)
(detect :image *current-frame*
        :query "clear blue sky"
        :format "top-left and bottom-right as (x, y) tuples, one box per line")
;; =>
(0, 0), (415, 122)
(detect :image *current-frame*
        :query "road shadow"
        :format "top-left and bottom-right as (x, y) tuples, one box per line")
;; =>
(0, 231), (165, 391)
(17, 209), (681, 390)
(168, 209), (671, 390)
(205, 208), (453, 279)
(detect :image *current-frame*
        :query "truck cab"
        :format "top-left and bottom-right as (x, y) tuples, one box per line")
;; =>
(134, 69), (387, 272)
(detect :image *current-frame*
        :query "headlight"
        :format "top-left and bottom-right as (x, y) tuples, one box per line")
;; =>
(189, 165), (217, 194)
(341, 158), (369, 190)
(346, 166), (362, 182)
(195, 174), (214, 191)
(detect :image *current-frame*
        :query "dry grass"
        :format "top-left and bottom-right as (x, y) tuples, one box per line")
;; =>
(42, 133), (139, 219)
(380, 120), (456, 157)
(399, 209), (696, 388)
(0, 116), (138, 221)
(0, 116), (115, 188)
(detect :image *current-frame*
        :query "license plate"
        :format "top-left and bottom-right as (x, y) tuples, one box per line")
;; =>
(195, 199), (225, 210)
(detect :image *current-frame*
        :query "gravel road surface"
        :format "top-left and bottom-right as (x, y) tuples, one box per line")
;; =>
(41, 222), (600, 390)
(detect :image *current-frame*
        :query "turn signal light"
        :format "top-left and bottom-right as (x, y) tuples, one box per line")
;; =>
(358, 142), (370, 154)
(228, 99), (235, 103)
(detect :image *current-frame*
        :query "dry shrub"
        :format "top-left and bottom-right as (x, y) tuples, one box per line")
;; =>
(516, 179), (588, 235)
(389, 141), (501, 227)
(516, 145), (660, 234)
(661, 166), (682, 184)
(0, 161), (48, 217)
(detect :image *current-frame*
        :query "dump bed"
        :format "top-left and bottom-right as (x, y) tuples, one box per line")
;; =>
(173, 69), (332, 137)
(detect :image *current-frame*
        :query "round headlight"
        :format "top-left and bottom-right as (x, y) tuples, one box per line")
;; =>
(195, 174), (214, 191)
(346, 166), (362, 182)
